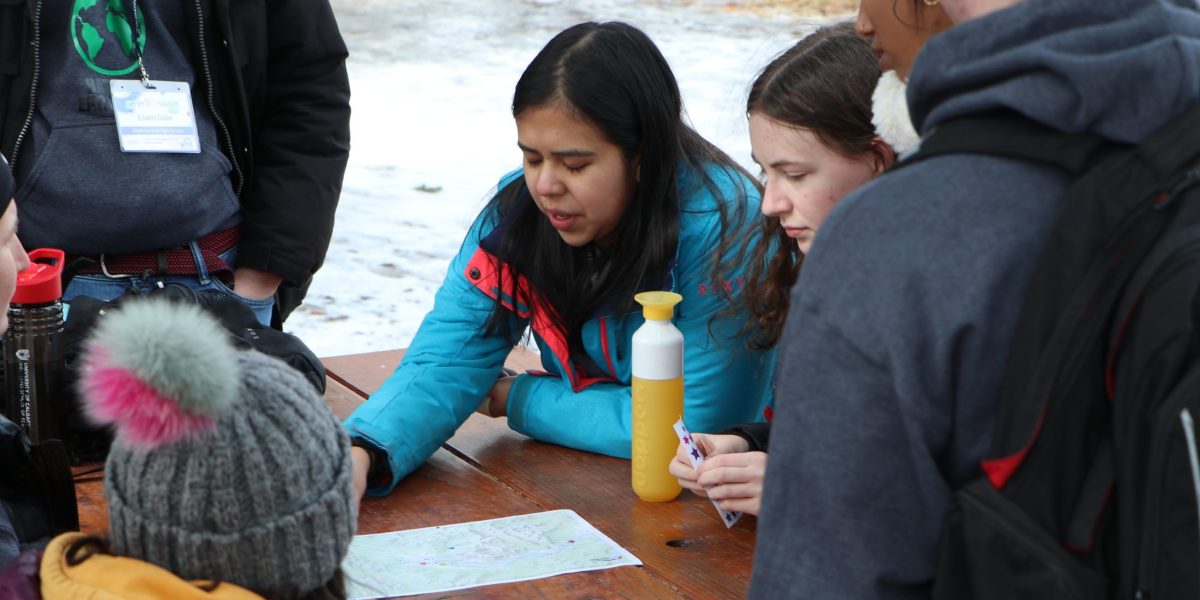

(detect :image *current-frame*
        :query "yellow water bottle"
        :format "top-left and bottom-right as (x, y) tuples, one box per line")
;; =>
(631, 291), (684, 502)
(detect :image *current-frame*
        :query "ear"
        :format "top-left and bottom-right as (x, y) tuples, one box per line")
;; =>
(633, 156), (641, 183)
(868, 137), (896, 174)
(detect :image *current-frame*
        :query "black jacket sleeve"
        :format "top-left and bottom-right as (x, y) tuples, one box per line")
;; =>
(235, 0), (351, 288)
(719, 422), (771, 453)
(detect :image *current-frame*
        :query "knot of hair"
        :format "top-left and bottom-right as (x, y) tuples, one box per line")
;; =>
(77, 298), (240, 448)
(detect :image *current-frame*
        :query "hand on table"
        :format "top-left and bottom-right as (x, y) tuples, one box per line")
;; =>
(670, 433), (766, 515)
(476, 373), (517, 418)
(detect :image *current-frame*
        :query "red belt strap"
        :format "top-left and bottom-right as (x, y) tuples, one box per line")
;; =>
(75, 225), (241, 276)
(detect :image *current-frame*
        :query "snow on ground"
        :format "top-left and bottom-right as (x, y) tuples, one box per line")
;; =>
(286, 0), (847, 357)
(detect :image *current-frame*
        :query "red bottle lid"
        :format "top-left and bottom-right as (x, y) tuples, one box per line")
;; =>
(12, 248), (65, 304)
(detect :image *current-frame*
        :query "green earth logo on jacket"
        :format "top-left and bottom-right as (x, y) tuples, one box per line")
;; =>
(72, 0), (145, 76)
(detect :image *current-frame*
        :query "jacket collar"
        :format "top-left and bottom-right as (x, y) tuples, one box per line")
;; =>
(39, 532), (262, 600)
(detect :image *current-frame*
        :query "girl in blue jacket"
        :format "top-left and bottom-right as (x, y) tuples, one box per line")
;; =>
(345, 21), (774, 497)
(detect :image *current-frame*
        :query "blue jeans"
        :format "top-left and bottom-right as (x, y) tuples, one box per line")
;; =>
(63, 245), (275, 326)
(0, 504), (17, 570)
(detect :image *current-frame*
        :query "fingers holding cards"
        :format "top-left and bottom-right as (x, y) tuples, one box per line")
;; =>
(670, 445), (707, 495)
(697, 451), (766, 518)
(673, 419), (743, 527)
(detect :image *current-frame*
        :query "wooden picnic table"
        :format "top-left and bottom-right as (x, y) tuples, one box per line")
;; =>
(75, 346), (758, 599)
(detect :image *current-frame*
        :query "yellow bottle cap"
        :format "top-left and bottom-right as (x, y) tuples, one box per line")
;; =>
(635, 291), (682, 321)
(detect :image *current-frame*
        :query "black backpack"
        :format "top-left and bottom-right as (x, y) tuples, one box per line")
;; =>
(0, 417), (78, 549)
(58, 283), (328, 462)
(898, 106), (1200, 599)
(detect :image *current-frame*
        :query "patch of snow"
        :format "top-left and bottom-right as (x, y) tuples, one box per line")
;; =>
(288, 0), (845, 357)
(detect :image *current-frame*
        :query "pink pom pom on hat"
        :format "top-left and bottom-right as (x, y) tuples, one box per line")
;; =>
(80, 345), (217, 447)
(76, 299), (241, 449)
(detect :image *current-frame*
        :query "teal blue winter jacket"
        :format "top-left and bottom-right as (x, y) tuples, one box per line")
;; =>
(345, 164), (775, 494)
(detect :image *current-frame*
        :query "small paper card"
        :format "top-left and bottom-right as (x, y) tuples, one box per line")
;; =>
(673, 418), (743, 528)
(110, 80), (201, 153)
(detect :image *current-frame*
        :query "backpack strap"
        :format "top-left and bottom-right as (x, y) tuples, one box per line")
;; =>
(1064, 437), (1114, 552)
(1135, 101), (1200, 195)
(898, 110), (1114, 176)
(28, 440), (79, 535)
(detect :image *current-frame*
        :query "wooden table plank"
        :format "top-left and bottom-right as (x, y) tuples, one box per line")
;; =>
(73, 466), (107, 536)
(446, 415), (757, 599)
(358, 438), (680, 598)
(321, 347), (542, 399)
(76, 375), (679, 599)
(325, 376), (368, 421)
(324, 349), (757, 599)
(326, 376), (684, 597)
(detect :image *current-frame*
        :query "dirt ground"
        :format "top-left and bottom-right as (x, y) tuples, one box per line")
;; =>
(728, 0), (859, 17)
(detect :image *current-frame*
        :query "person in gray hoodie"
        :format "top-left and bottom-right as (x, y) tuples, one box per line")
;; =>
(748, 0), (1200, 597)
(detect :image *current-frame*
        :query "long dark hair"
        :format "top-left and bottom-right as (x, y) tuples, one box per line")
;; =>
(485, 21), (754, 355)
(739, 23), (881, 349)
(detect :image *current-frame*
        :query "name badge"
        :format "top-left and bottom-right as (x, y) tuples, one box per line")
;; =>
(110, 80), (201, 153)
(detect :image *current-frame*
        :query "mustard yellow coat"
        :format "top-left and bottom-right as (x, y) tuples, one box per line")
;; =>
(39, 532), (262, 599)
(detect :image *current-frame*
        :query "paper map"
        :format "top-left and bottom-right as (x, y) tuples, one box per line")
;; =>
(342, 509), (642, 599)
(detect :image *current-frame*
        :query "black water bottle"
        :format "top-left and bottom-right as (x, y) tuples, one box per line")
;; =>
(3, 248), (66, 444)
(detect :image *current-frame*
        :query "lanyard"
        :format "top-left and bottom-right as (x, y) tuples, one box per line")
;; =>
(122, 0), (153, 87)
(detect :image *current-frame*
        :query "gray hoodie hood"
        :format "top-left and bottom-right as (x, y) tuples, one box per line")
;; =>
(908, 0), (1200, 144)
(751, 2), (1200, 599)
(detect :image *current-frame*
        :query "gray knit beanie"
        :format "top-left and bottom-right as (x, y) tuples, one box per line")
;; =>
(76, 298), (356, 598)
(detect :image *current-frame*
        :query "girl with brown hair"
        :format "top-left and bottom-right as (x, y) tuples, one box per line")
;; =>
(670, 22), (900, 516)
